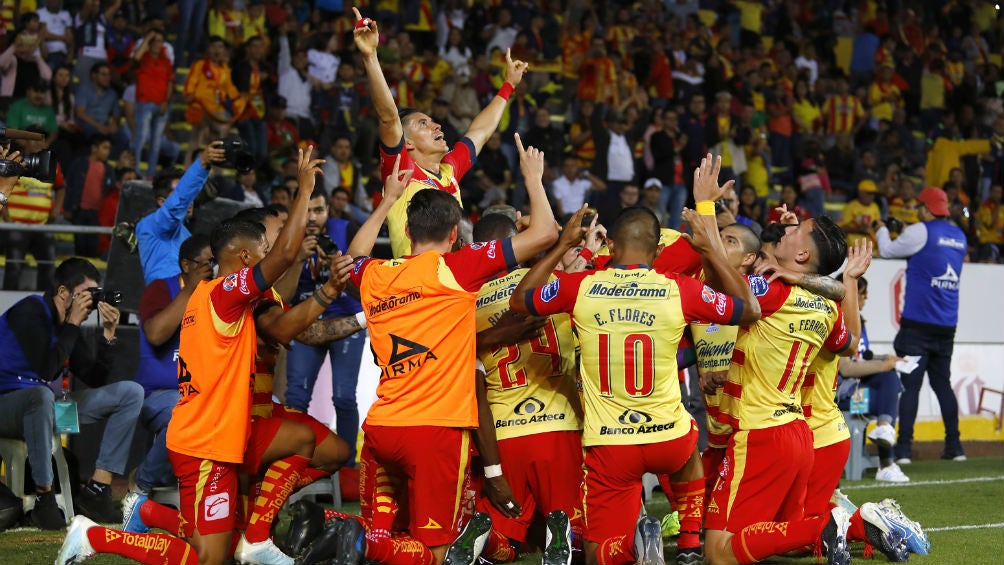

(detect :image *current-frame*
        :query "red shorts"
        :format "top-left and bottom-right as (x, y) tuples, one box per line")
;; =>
(241, 416), (284, 475)
(474, 430), (584, 542)
(804, 439), (851, 518)
(701, 445), (727, 500)
(582, 421), (698, 543)
(705, 420), (813, 532)
(359, 424), (474, 547)
(168, 450), (238, 537)
(274, 403), (333, 447)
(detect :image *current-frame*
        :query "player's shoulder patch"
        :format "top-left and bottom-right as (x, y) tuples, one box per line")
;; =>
(748, 274), (770, 297)
(701, 285), (717, 303)
(222, 273), (238, 292)
(540, 279), (560, 303)
(353, 256), (371, 275)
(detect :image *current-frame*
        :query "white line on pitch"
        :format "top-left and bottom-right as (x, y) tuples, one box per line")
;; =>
(925, 522), (1004, 532)
(841, 476), (1004, 490)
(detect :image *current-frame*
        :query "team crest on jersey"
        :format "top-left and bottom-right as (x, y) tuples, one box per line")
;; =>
(748, 274), (769, 297)
(470, 242), (485, 250)
(353, 257), (370, 275)
(222, 273), (238, 292)
(540, 279), (560, 303)
(701, 286), (716, 303)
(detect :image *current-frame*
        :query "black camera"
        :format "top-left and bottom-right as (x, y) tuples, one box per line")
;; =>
(217, 134), (255, 174)
(85, 287), (123, 306)
(315, 234), (339, 255)
(0, 149), (56, 182)
(872, 217), (904, 234)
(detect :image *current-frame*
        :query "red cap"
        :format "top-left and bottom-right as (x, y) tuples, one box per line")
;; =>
(917, 186), (950, 216)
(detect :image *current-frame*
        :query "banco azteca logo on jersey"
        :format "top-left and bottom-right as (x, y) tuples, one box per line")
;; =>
(514, 397), (545, 415)
(496, 396), (566, 428)
(380, 334), (438, 378)
(618, 409), (653, 425)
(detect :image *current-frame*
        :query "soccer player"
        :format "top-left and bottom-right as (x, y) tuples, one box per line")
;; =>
(352, 7), (529, 257)
(469, 211), (586, 565)
(510, 156), (762, 565)
(703, 211), (857, 565)
(306, 136), (557, 565)
(56, 147), (326, 565)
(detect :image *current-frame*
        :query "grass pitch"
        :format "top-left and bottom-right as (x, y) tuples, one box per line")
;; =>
(5, 457), (1002, 565)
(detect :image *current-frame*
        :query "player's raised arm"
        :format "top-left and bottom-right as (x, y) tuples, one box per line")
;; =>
(258, 147), (323, 285)
(353, 7), (403, 148)
(510, 207), (588, 317)
(347, 153), (412, 258)
(464, 49), (529, 153)
(507, 133), (559, 264)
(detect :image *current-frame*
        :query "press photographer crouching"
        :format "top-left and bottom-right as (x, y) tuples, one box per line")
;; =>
(0, 258), (143, 530)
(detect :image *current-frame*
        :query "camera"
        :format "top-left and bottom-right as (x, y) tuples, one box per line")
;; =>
(0, 149), (56, 182)
(85, 287), (122, 306)
(315, 234), (339, 255)
(217, 134), (255, 174)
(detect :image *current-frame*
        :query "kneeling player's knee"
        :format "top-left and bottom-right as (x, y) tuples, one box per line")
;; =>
(314, 434), (350, 472)
(703, 531), (738, 565)
(292, 424), (316, 457)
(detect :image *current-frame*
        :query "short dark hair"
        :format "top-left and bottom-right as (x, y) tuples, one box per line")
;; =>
(90, 134), (111, 147)
(760, 222), (787, 244)
(152, 168), (186, 199)
(398, 107), (420, 123)
(210, 220), (265, 258)
(207, 35), (226, 46)
(723, 222), (762, 255)
(115, 166), (135, 180)
(609, 206), (660, 253)
(178, 233), (211, 269)
(406, 189), (463, 244)
(266, 203), (288, 216)
(310, 186), (328, 201)
(50, 258), (101, 296)
(230, 206), (279, 228)
(809, 216), (848, 275)
(271, 184), (291, 198)
(331, 187), (350, 199)
(89, 61), (110, 76)
(473, 213), (517, 242)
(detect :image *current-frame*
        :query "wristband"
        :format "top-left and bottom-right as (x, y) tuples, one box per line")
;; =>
(497, 82), (514, 101)
(355, 311), (367, 329)
(483, 464), (503, 478)
(313, 289), (333, 308)
(696, 200), (717, 216)
(579, 247), (594, 262)
(317, 286), (335, 302)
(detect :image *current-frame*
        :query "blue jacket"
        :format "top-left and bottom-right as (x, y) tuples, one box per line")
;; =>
(136, 159), (210, 284)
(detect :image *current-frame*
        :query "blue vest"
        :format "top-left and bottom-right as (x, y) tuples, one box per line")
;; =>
(293, 218), (363, 319)
(902, 220), (966, 328)
(136, 276), (183, 395)
(0, 295), (56, 391)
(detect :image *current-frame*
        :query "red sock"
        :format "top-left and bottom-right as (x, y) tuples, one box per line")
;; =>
(847, 509), (866, 542)
(596, 534), (634, 565)
(364, 533), (437, 565)
(138, 500), (183, 537)
(245, 455), (311, 543)
(87, 525), (198, 565)
(730, 516), (826, 565)
(656, 475), (673, 506)
(295, 467), (331, 488)
(482, 527), (517, 562)
(670, 479), (705, 550)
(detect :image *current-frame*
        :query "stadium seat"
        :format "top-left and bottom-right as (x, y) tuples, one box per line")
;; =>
(842, 412), (880, 481)
(285, 471), (341, 510)
(0, 436), (75, 523)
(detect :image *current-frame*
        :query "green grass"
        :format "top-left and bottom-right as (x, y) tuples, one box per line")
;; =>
(6, 457), (1002, 565)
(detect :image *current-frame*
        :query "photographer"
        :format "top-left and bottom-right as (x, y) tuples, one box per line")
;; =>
(0, 258), (143, 528)
(135, 141), (225, 284)
(284, 186), (365, 466)
(876, 186), (968, 463)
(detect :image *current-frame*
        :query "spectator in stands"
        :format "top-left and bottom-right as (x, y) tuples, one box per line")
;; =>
(221, 169), (266, 206)
(233, 35), (269, 170)
(72, 0), (118, 87)
(841, 179), (882, 248)
(48, 64), (82, 166)
(105, 12), (135, 88)
(706, 91), (747, 190)
(131, 234), (214, 496)
(943, 177), (972, 234)
(175, 0), (207, 67)
(135, 142), (225, 284)
(439, 26), (472, 70)
(976, 184), (1004, 262)
(429, 97), (461, 148)
(826, 133), (858, 193)
(591, 109), (643, 223)
(737, 185), (764, 227)
(74, 62), (127, 155)
(877, 187), (968, 463)
(679, 94), (708, 189)
(0, 258), (143, 527)
(822, 74), (866, 140)
(6, 80), (57, 145)
(183, 36), (239, 165)
(766, 183), (809, 224)
(96, 167), (133, 256)
(38, 0), (74, 70)
(550, 153), (605, 222)
(285, 187), (366, 465)
(131, 28), (173, 179)
(0, 32), (52, 114)
(328, 188), (361, 226)
(321, 134), (369, 222)
(890, 177), (921, 226)
(646, 107), (688, 229)
(522, 107), (565, 170)
(264, 97), (299, 168)
(64, 134), (113, 257)
(2, 130), (64, 291)
(641, 178), (668, 227)
(277, 36), (316, 142)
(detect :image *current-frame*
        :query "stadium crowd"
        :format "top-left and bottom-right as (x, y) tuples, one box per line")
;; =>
(0, 0), (984, 565)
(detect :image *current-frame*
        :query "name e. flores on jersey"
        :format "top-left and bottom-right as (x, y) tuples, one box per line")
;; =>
(599, 409), (676, 435)
(495, 396), (567, 428)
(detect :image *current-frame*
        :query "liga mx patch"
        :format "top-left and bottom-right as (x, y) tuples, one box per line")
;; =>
(222, 273), (238, 292)
(540, 279), (560, 303)
(701, 285), (716, 303)
(748, 274), (769, 297)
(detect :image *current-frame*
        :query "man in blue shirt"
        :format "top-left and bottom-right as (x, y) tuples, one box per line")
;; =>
(74, 62), (128, 154)
(135, 142), (225, 284)
(877, 186), (967, 463)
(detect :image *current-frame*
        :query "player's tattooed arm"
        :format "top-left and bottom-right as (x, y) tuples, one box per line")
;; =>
(792, 273), (846, 302)
(296, 314), (365, 346)
(476, 311), (547, 354)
